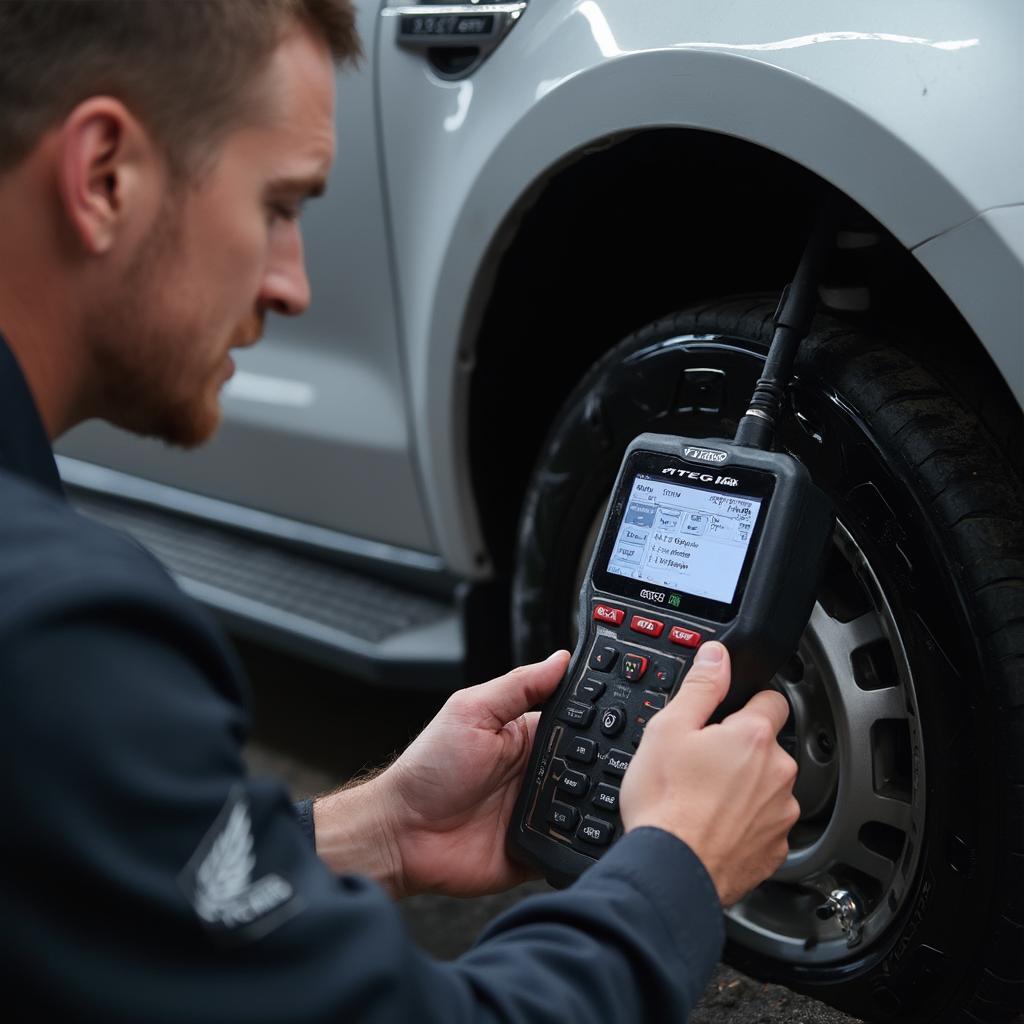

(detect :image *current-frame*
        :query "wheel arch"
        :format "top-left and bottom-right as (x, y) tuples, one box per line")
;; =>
(409, 45), (1020, 581)
(460, 127), (1019, 588)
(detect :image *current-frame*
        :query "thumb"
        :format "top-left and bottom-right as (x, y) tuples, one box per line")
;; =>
(469, 650), (570, 729)
(669, 642), (731, 731)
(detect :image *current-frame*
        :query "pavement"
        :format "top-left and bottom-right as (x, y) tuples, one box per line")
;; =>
(240, 640), (862, 1024)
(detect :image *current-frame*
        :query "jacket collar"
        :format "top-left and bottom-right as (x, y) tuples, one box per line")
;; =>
(0, 332), (63, 497)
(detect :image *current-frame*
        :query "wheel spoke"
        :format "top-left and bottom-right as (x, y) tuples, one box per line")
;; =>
(807, 609), (896, 718)
(862, 792), (914, 832)
(846, 610), (886, 653)
(855, 683), (908, 724)
(827, 791), (912, 886)
(807, 606), (885, 668)
(839, 765), (907, 833)
(841, 841), (898, 887)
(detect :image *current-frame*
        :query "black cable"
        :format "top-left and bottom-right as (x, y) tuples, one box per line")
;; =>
(734, 208), (836, 450)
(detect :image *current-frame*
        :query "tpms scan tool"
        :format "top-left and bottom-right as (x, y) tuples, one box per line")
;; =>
(509, 216), (837, 888)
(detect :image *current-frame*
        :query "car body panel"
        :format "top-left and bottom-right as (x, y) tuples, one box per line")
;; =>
(375, 0), (1023, 576)
(913, 203), (1024, 407)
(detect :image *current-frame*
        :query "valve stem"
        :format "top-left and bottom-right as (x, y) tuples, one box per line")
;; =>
(815, 888), (864, 948)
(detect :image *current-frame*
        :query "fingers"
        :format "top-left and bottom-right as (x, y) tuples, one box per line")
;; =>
(520, 709), (542, 747)
(462, 650), (570, 729)
(722, 688), (790, 736)
(667, 642), (731, 732)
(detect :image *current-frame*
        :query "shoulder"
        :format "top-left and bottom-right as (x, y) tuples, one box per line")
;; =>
(0, 468), (173, 599)
(0, 469), (237, 682)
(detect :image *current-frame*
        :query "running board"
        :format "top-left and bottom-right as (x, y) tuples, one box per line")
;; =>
(69, 489), (466, 689)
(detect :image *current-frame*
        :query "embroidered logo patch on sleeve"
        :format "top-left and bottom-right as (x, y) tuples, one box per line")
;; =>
(179, 786), (302, 945)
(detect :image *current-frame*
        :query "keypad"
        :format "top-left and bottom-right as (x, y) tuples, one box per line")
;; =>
(531, 600), (710, 858)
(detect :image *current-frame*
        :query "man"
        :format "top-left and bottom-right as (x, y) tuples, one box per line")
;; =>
(0, 2), (800, 1021)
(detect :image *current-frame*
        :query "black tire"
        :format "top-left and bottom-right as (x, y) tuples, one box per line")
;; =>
(511, 296), (1024, 1024)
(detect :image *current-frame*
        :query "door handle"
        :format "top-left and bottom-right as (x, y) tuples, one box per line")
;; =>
(381, 3), (527, 51)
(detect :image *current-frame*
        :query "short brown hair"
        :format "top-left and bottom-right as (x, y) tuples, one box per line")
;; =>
(0, 0), (361, 177)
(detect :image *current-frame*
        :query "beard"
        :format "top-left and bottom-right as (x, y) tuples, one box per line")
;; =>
(87, 198), (261, 449)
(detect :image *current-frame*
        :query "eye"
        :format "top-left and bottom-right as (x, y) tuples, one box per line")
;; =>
(268, 201), (303, 223)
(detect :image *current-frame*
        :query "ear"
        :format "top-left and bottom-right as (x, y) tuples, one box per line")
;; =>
(55, 96), (162, 255)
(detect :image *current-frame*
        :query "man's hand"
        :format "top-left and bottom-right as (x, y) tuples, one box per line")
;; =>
(313, 651), (569, 899)
(381, 650), (569, 897)
(620, 641), (800, 907)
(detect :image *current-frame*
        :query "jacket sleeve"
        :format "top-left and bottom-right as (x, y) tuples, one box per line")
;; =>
(294, 797), (317, 846)
(0, 565), (723, 1024)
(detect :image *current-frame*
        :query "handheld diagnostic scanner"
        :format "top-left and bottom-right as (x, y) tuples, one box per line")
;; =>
(509, 212), (836, 887)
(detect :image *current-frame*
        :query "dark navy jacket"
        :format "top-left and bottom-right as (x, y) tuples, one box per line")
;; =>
(0, 334), (724, 1022)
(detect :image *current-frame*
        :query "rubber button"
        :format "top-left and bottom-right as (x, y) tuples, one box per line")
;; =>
(651, 659), (679, 690)
(576, 815), (613, 846)
(635, 690), (667, 727)
(575, 678), (606, 703)
(558, 702), (594, 728)
(566, 736), (597, 764)
(669, 626), (702, 647)
(621, 653), (649, 682)
(599, 705), (627, 737)
(589, 646), (619, 672)
(593, 783), (620, 813)
(557, 769), (590, 799)
(630, 615), (664, 637)
(604, 748), (632, 777)
(593, 604), (625, 626)
(548, 800), (578, 832)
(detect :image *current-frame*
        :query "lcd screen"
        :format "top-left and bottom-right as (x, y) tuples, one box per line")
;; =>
(605, 474), (763, 604)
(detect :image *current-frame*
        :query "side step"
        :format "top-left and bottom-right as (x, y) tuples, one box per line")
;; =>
(69, 490), (466, 690)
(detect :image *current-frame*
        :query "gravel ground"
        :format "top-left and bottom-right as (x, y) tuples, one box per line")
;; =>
(240, 641), (862, 1024)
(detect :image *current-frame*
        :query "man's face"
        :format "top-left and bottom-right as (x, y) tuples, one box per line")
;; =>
(91, 25), (336, 447)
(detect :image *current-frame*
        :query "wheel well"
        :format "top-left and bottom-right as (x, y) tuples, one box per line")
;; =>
(467, 128), (1021, 579)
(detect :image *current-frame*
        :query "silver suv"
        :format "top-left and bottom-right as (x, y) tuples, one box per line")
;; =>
(57, 3), (1023, 1022)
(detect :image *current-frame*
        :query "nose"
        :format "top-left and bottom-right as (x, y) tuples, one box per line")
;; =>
(259, 222), (311, 316)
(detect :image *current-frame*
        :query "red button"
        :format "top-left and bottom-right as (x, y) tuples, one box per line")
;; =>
(621, 653), (649, 682)
(593, 604), (625, 626)
(630, 615), (664, 637)
(669, 626), (701, 647)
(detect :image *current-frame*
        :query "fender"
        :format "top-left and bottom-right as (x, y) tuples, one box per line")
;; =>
(375, 1), (1022, 576)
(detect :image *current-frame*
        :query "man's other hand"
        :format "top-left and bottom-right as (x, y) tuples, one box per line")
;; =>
(366, 651), (569, 898)
(620, 641), (800, 907)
